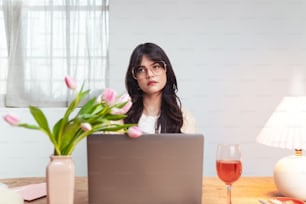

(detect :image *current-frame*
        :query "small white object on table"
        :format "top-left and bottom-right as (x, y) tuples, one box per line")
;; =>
(0, 183), (24, 204)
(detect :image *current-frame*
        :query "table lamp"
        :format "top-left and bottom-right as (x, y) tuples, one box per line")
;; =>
(256, 96), (306, 201)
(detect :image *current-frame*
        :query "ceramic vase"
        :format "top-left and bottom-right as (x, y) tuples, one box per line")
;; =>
(46, 155), (75, 204)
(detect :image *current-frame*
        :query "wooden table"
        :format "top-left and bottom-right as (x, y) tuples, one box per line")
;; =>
(1, 177), (303, 204)
(204, 177), (282, 204)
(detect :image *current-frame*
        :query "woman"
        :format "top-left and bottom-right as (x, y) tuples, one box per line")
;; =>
(124, 42), (197, 134)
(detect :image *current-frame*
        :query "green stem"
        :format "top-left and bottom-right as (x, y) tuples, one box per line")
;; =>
(57, 90), (79, 147)
(66, 131), (92, 155)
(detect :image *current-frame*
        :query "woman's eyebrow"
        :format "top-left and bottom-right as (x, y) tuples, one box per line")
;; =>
(139, 62), (156, 67)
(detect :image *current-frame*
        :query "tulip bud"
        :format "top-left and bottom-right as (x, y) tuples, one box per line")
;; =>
(117, 94), (132, 114)
(127, 126), (143, 138)
(64, 76), (77, 90)
(102, 88), (117, 105)
(122, 100), (132, 114)
(111, 108), (123, 115)
(118, 93), (130, 103)
(81, 122), (92, 131)
(96, 95), (103, 104)
(3, 114), (19, 126)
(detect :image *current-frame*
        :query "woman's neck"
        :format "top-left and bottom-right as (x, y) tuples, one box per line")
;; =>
(143, 93), (162, 116)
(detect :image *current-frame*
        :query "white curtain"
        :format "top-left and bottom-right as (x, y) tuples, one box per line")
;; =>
(2, 0), (109, 107)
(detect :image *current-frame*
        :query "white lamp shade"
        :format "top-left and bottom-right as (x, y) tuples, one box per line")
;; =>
(256, 96), (306, 150)
(256, 96), (306, 200)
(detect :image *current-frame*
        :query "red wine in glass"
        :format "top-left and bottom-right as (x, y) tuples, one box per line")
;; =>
(216, 144), (242, 204)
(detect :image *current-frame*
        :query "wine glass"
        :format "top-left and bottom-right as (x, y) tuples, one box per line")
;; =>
(216, 144), (242, 204)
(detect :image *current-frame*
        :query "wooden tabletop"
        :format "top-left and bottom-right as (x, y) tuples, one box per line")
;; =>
(1, 177), (303, 204)
(0, 177), (87, 204)
(204, 177), (281, 204)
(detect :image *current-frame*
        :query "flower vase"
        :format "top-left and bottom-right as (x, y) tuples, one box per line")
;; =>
(46, 155), (75, 204)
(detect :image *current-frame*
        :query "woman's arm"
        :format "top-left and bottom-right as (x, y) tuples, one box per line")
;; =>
(181, 108), (199, 133)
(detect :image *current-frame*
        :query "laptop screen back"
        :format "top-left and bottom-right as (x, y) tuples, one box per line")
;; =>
(87, 133), (204, 204)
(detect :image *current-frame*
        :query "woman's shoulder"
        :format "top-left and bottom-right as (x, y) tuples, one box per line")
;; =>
(181, 107), (199, 134)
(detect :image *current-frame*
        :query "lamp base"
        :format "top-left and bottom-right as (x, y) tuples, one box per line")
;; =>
(274, 155), (306, 201)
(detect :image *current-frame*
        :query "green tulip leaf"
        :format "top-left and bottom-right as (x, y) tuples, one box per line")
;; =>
(112, 101), (128, 109)
(53, 119), (63, 142)
(78, 97), (96, 115)
(104, 114), (127, 120)
(29, 106), (51, 134)
(18, 123), (40, 130)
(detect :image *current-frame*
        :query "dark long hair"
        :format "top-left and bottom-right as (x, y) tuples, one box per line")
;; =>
(124, 42), (183, 133)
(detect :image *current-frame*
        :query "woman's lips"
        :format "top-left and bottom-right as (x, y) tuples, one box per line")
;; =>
(147, 80), (157, 86)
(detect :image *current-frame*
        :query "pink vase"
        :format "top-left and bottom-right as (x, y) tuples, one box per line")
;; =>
(46, 155), (75, 204)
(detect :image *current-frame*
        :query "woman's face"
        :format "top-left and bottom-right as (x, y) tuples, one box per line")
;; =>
(134, 56), (167, 96)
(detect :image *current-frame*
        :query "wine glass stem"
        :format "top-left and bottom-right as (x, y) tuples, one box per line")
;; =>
(226, 184), (232, 204)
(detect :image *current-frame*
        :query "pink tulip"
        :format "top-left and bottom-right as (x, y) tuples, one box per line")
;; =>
(117, 94), (132, 114)
(110, 94), (132, 115)
(122, 100), (132, 114)
(111, 108), (123, 115)
(3, 114), (19, 126)
(102, 88), (117, 105)
(117, 93), (130, 103)
(80, 122), (92, 131)
(127, 126), (143, 138)
(64, 76), (77, 90)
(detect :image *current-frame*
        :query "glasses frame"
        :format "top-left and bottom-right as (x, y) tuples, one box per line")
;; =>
(132, 61), (167, 80)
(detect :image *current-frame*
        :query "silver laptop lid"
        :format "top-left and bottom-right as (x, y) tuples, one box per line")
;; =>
(87, 133), (204, 204)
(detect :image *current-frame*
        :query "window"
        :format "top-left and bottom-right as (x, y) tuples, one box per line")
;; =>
(0, 8), (8, 97)
(0, 0), (109, 107)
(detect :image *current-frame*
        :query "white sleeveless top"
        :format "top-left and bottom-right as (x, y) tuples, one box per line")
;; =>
(138, 114), (159, 134)
(138, 108), (198, 134)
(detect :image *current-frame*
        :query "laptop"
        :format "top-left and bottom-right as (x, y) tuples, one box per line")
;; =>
(87, 133), (204, 204)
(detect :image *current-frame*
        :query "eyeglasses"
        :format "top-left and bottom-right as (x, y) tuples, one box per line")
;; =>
(132, 61), (167, 80)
